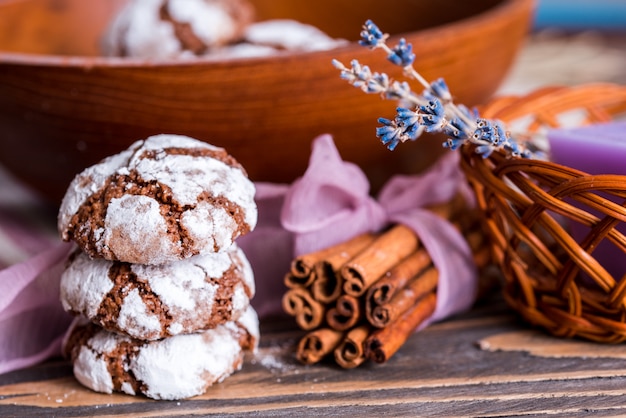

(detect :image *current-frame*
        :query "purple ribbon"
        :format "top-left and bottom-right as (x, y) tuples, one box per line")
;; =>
(0, 242), (73, 374)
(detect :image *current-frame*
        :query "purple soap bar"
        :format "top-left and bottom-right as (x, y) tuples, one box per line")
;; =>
(547, 121), (626, 281)
(549, 121), (626, 175)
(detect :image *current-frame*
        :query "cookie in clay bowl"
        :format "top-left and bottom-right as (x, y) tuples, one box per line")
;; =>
(60, 244), (255, 341)
(57, 134), (258, 265)
(63, 305), (259, 400)
(101, 0), (256, 59)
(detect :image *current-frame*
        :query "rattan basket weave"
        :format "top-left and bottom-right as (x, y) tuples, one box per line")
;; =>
(460, 83), (626, 342)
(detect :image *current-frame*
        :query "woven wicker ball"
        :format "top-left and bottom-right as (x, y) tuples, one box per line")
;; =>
(460, 83), (626, 342)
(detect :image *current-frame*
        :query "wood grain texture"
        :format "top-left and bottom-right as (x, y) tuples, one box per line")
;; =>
(3, 298), (626, 417)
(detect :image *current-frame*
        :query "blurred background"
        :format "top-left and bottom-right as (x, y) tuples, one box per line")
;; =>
(499, 0), (626, 94)
(0, 0), (624, 268)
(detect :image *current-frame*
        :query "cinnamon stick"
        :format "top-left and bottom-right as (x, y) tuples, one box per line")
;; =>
(364, 292), (437, 364)
(368, 266), (439, 328)
(334, 324), (370, 369)
(284, 271), (316, 289)
(326, 294), (362, 331)
(281, 288), (325, 331)
(342, 225), (419, 297)
(285, 232), (377, 290)
(296, 328), (344, 365)
(365, 248), (431, 316)
(310, 261), (344, 304)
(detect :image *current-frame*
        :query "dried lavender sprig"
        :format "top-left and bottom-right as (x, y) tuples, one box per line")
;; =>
(332, 59), (426, 106)
(334, 19), (536, 159)
(357, 19), (480, 133)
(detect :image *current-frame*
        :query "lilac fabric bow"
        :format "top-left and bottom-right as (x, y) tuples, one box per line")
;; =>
(0, 134), (478, 375)
(239, 134), (479, 323)
(0, 242), (73, 375)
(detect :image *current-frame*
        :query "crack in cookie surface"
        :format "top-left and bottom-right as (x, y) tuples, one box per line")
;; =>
(61, 248), (255, 341)
(66, 169), (251, 263)
(96, 262), (173, 341)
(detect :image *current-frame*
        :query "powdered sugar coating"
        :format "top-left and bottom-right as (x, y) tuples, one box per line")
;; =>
(59, 254), (114, 319)
(102, 0), (180, 59)
(243, 20), (348, 52)
(208, 43), (279, 60)
(205, 19), (348, 61)
(103, 194), (181, 265)
(58, 134), (257, 265)
(228, 300), (260, 351)
(132, 326), (241, 399)
(73, 344), (113, 394)
(117, 288), (162, 338)
(168, 0), (237, 45)
(101, 0), (254, 59)
(60, 244), (255, 341)
(58, 147), (136, 239)
(130, 136), (256, 225)
(65, 306), (259, 400)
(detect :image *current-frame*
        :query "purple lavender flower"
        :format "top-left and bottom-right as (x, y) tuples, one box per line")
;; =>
(366, 72), (390, 94)
(387, 38), (415, 67)
(385, 81), (412, 101)
(472, 119), (497, 143)
(494, 121), (508, 146)
(443, 118), (469, 141)
(429, 78), (452, 102)
(395, 107), (422, 141)
(475, 144), (495, 158)
(351, 60), (372, 84)
(377, 117), (406, 150)
(359, 20), (386, 48)
(334, 19), (538, 159)
(419, 99), (445, 132)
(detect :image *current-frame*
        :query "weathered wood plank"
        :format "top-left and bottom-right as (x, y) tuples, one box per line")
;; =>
(2, 300), (626, 417)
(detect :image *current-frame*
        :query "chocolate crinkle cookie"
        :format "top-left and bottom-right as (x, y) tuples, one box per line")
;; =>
(60, 244), (255, 341)
(102, 0), (255, 59)
(57, 134), (257, 265)
(63, 305), (259, 401)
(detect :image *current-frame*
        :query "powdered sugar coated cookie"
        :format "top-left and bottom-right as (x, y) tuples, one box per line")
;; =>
(58, 134), (257, 265)
(64, 306), (259, 400)
(102, 0), (255, 59)
(60, 244), (255, 340)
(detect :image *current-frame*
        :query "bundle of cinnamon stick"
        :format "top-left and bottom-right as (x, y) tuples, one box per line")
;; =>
(282, 195), (492, 368)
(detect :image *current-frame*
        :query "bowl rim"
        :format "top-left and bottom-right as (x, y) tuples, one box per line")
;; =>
(0, 0), (533, 68)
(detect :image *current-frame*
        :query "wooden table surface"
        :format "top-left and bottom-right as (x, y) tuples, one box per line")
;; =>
(3, 296), (626, 417)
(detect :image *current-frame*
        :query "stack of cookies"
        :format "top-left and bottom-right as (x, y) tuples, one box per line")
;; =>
(57, 134), (259, 400)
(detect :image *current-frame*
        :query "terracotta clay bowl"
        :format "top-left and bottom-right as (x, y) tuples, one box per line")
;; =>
(0, 0), (534, 204)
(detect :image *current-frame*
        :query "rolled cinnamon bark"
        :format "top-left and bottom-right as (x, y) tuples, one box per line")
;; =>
(334, 324), (370, 369)
(286, 232), (377, 292)
(326, 294), (362, 331)
(342, 225), (419, 297)
(365, 248), (431, 316)
(310, 261), (344, 304)
(296, 328), (344, 365)
(364, 292), (437, 363)
(284, 271), (316, 289)
(282, 288), (325, 331)
(368, 266), (439, 328)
